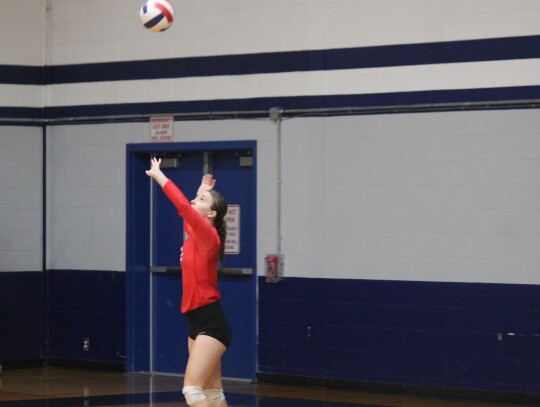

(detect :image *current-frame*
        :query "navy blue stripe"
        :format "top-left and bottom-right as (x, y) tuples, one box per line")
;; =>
(3, 35), (540, 86)
(3, 85), (540, 122)
(0, 65), (43, 85)
(43, 35), (540, 84)
(0, 106), (43, 120)
(37, 85), (540, 121)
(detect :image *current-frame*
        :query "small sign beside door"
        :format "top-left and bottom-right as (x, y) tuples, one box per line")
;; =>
(224, 205), (240, 254)
(150, 116), (174, 142)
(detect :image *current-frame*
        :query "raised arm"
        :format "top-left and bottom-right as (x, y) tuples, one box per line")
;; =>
(146, 159), (218, 249)
(145, 157), (169, 187)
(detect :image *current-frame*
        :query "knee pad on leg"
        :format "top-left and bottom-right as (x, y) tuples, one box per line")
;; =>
(182, 386), (206, 406)
(204, 388), (225, 406)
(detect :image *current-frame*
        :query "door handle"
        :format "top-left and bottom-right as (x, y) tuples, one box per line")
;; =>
(150, 266), (253, 276)
(220, 268), (253, 276)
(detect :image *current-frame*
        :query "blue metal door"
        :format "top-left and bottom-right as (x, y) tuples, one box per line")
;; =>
(151, 145), (256, 380)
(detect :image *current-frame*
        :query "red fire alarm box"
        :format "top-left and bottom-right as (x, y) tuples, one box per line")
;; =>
(265, 254), (283, 283)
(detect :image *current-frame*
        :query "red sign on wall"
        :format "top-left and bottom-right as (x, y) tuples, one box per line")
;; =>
(150, 116), (173, 142)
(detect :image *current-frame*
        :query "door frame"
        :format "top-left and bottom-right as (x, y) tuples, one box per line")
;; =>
(125, 140), (257, 374)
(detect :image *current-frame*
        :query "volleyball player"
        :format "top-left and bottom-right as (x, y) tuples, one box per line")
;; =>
(146, 157), (230, 407)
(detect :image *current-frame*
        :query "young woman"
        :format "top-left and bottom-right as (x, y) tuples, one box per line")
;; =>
(146, 157), (231, 407)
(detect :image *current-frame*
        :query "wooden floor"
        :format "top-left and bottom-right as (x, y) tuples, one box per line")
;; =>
(0, 368), (532, 407)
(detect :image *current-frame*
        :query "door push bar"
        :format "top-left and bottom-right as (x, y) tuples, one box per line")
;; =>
(150, 266), (253, 276)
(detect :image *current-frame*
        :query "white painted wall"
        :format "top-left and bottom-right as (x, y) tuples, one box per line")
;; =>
(0, 126), (43, 272)
(42, 0), (540, 112)
(44, 58), (540, 112)
(3, 1), (540, 285)
(0, 0), (44, 65)
(4, 1), (540, 109)
(5, 2), (540, 111)
(0, 0), (44, 109)
(46, 119), (278, 271)
(46, 123), (134, 270)
(45, 109), (540, 285)
(47, 0), (540, 64)
(281, 110), (540, 284)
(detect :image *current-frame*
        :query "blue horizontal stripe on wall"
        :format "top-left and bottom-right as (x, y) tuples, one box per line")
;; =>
(43, 35), (540, 84)
(258, 277), (540, 394)
(0, 106), (43, 121)
(2, 35), (540, 86)
(42, 85), (540, 120)
(3, 85), (540, 122)
(0, 65), (43, 85)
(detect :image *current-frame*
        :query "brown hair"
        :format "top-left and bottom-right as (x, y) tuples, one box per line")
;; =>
(209, 190), (228, 269)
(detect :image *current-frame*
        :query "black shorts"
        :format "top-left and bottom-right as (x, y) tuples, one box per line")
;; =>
(185, 300), (232, 348)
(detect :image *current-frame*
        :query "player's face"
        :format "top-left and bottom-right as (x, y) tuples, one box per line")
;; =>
(191, 191), (215, 220)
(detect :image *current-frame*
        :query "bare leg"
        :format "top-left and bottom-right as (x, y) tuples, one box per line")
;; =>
(203, 357), (227, 407)
(188, 336), (194, 354)
(184, 335), (228, 407)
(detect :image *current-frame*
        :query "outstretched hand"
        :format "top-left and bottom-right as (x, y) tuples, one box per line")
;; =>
(145, 157), (169, 187)
(145, 157), (162, 178)
(197, 174), (216, 196)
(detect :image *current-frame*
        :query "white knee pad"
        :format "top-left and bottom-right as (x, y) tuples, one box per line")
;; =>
(182, 386), (206, 406)
(204, 388), (225, 406)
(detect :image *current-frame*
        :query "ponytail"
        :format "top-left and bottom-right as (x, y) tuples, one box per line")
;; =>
(214, 217), (227, 270)
(209, 190), (228, 271)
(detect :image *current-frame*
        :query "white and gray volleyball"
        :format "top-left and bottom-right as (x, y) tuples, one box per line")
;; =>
(140, 0), (174, 32)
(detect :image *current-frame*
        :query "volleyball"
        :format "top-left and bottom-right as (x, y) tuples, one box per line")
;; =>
(140, 0), (174, 32)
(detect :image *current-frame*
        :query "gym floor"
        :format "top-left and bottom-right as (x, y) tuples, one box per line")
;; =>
(0, 368), (532, 407)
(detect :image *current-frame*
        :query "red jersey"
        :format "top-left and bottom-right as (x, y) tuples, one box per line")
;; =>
(162, 180), (221, 313)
